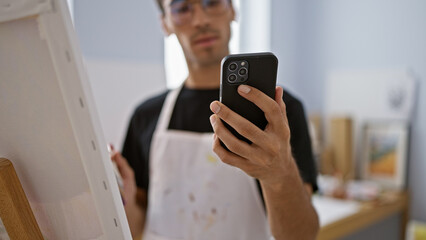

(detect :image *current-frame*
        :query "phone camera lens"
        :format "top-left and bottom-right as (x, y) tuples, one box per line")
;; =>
(228, 74), (237, 82)
(239, 68), (247, 76)
(229, 63), (238, 71)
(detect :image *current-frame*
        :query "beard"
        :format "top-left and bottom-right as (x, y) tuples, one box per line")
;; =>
(184, 26), (231, 67)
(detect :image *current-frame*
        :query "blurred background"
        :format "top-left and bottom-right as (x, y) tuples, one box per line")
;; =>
(70, 0), (425, 239)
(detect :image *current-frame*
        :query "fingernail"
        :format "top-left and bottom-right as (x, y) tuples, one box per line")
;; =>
(210, 102), (221, 114)
(210, 115), (217, 126)
(239, 85), (251, 94)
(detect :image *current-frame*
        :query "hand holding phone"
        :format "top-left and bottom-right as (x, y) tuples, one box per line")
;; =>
(211, 53), (299, 187)
(219, 52), (278, 143)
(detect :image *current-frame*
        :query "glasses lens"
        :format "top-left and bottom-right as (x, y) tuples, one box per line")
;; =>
(170, 1), (193, 25)
(202, 0), (229, 16)
(169, 0), (229, 25)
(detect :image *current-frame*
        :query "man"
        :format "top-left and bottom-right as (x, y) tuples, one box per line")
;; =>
(111, 0), (319, 239)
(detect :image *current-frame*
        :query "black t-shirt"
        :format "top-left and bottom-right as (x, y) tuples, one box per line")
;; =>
(122, 86), (318, 196)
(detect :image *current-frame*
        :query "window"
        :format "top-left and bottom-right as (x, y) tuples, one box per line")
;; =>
(67, 0), (74, 23)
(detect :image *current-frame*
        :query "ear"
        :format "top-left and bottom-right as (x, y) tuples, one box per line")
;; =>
(160, 15), (172, 37)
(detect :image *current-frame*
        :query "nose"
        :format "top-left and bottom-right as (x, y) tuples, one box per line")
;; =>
(191, 3), (211, 27)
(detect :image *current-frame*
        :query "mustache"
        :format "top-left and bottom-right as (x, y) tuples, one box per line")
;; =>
(191, 27), (221, 41)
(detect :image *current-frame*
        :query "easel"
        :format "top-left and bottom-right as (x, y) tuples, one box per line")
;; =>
(0, 158), (43, 240)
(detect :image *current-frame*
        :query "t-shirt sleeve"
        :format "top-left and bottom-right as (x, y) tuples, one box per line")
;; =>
(122, 112), (149, 191)
(285, 97), (319, 192)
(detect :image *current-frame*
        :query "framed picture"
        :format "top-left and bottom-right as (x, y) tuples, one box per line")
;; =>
(362, 121), (410, 190)
(406, 221), (426, 240)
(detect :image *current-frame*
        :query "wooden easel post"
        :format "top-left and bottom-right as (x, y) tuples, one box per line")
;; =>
(0, 158), (43, 240)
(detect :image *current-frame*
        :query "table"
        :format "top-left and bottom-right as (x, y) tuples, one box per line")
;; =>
(316, 192), (409, 240)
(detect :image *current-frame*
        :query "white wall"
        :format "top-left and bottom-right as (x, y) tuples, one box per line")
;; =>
(74, 0), (164, 63)
(83, 59), (165, 149)
(272, 0), (426, 222)
(73, 0), (166, 149)
(271, 0), (303, 99)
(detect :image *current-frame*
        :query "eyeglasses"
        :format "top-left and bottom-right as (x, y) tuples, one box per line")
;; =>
(167, 0), (231, 26)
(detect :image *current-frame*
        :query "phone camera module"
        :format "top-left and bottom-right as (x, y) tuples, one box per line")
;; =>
(229, 63), (238, 71)
(228, 74), (237, 83)
(238, 68), (247, 76)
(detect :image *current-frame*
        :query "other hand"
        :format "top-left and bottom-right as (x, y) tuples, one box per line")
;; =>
(110, 145), (137, 205)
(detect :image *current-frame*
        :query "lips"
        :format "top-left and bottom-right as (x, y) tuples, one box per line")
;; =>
(193, 35), (219, 47)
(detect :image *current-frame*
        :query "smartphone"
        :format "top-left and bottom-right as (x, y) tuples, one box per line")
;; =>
(219, 52), (278, 144)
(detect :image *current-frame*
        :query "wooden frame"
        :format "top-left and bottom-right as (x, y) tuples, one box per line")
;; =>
(362, 122), (410, 190)
(0, 158), (43, 240)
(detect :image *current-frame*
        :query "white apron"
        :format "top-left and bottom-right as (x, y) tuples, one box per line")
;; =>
(143, 87), (271, 240)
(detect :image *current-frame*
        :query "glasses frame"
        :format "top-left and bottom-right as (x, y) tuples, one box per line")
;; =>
(166, 0), (232, 26)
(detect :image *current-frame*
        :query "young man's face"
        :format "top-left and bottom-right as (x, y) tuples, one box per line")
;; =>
(161, 0), (235, 67)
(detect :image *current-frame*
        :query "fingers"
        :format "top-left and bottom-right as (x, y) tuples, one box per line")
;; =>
(109, 145), (137, 206)
(212, 133), (251, 172)
(274, 86), (291, 137)
(209, 114), (254, 160)
(210, 85), (289, 145)
(275, 86), (286, 115)
(210, 101), (267, 145)
(237, 85), (285, 131)
(110, 148), (134, 180)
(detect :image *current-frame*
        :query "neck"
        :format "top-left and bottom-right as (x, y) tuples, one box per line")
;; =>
(184, 49), (230, 89)
(185, 64), (221, 89)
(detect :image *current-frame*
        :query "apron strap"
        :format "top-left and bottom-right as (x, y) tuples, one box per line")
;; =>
(155, 85), (183, 133)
